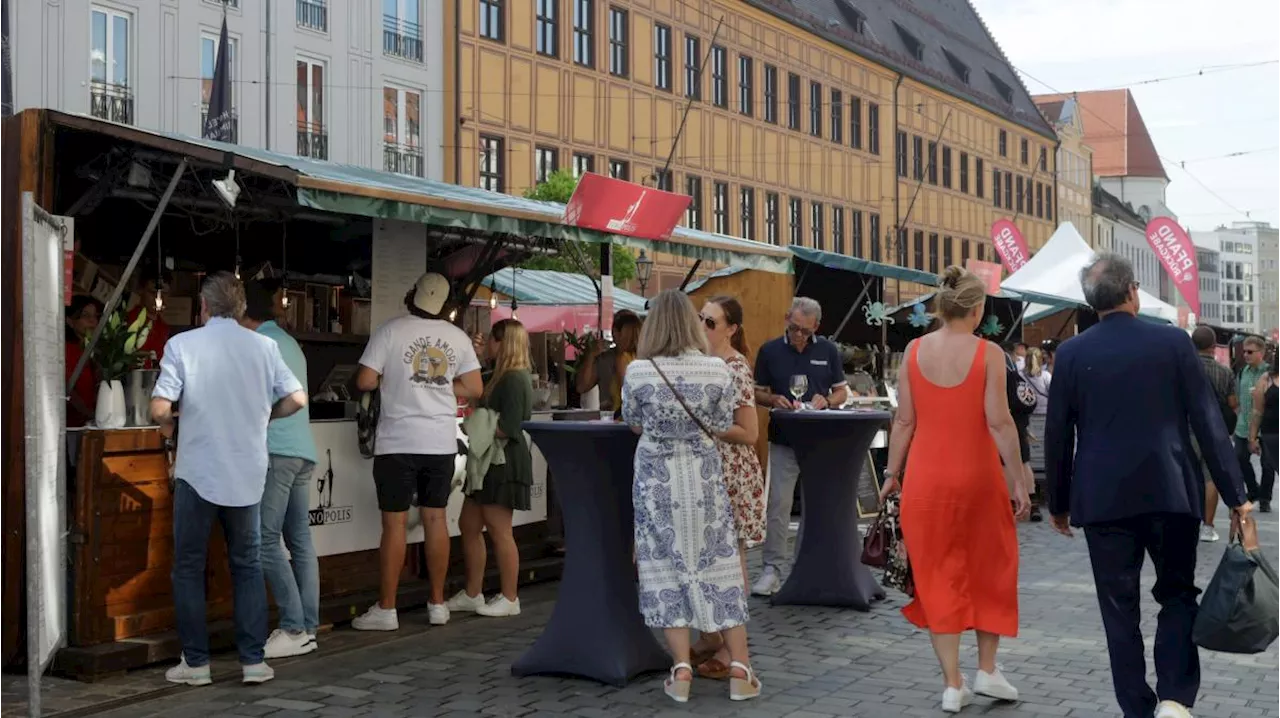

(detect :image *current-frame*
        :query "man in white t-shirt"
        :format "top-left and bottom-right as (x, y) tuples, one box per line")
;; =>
(352, 272), (482, 630)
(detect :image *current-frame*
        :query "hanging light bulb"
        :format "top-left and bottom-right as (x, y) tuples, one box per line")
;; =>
(234, 255), (242, 280)
(281, 293), (291, 309)
(448, 308), (458, 322)
(510, 298), (519, 322)
(154, 288), (165, 313)
(489, 293), (498, 310)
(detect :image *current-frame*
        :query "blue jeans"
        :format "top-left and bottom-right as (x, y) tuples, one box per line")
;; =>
(260, 456), (319, 633)
(172, 479), (268, 666)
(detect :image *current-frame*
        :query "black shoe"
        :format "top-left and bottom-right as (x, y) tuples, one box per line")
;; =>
(1261, 501), (1272, 514)
(1029, 505), (1043, 522)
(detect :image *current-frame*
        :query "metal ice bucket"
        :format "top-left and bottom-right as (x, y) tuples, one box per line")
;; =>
(126, 369), (160, 427)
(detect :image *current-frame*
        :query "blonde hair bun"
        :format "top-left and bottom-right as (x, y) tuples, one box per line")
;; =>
(942, 265), (966, 289)
(934, 265), (987, 321)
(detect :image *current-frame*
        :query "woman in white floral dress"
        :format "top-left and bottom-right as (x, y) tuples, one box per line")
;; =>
(622, 290), (761, 704)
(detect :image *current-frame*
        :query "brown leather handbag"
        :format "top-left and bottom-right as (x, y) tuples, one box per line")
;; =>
(861, 507), (892, 568)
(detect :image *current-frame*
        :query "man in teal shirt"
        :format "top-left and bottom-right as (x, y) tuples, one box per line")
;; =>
(242, 280), (320, 657)
(1235, 336), (1271, 510)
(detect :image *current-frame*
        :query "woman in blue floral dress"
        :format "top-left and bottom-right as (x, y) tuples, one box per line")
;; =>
(622, 290), (761, 704)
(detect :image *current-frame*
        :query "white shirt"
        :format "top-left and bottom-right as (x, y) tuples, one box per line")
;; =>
(359, 315), (480, 455)
(153, 317), (303, 506)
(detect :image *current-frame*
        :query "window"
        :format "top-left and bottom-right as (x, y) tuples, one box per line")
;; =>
(977, 243), (986, 262)
(811, 203), (824, 250)
(609, 158), (629, 180)
(1035, 182), (1043, 218)
(1020, 137), (1028, 165)
(992, 169), (1002, 207)
(653, 168), (672, 191)
(1045, 189), (1053, 221)
(573, 0), (594, 67)
(809, 81), (822, 137)
(685, 175), (703, 229)
(572, 152), (594, 176)
(713, 182), (729, 234)
(1004, 173), (1012, 210)
(608, 7), (627, 77)
(912, 230), (924, 268)
(958, 152), (968, 193)
(479, 0), (503, 41)
(201, 30), (239, 139)
(297, 0), (328, 32)
(1038, 146), (1048, 171)
(867, 102), (880, 154)
(383, 0), (424, 62)
(90, 6), (134, 124)
(830, 89), (843, 143)
(786, 73), (801, 130)
(383, 86), (423, 175)
(832, 207), (845, 254)
(961, 239), (971, 265)
(684, 35), (701, 100)
(941, 146), (952, 189)
(740, 187), (756, 241)
(1016, 175), (1024, 213)
(943, 48), (970, 84)
(738, 55), (753, 116)
(765, 193), (780, 245)
(928, 233), (939, 274)
(535, 146), (558, 183)
(479, 135), (504, 191)
(711, 45), (728, 108)
(850, 210), (864, 257)
(927, 141), (938, 185)
(895, 22), (924, 60)
(895, 131), (908, 177)
(296, 58), (327, 160)
(943, 235), (953, 267)
(849, 96), (862, 149)
(1024, 178), (1033, 214)
(975, 158), (984, 198)
(537, 0), (559, 56)
(654, 24), (672, 91)
(869, 214), (881, 262)
(763, 65), (778, 124)
(998, 129), (1008, 157)
(789, 197), (803, 246)
(912, 135), (924, 180)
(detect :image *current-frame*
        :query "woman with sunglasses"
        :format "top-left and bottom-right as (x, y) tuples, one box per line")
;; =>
(688, 296), (765, 680)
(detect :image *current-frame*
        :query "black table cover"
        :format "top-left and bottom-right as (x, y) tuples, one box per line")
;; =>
(770, 410), (892, 609)
(511, 421), (669, 686)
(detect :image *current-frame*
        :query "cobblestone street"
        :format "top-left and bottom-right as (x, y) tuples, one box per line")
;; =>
(15, 513), (1280, 718)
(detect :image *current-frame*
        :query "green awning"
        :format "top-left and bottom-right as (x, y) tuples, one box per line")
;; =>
(485, 268), (648, 313)
(789, 246), (940, 286)
(887, 288), (1027, 315)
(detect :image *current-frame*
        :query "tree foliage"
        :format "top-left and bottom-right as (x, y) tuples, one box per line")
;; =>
(520, 169), (637, 283)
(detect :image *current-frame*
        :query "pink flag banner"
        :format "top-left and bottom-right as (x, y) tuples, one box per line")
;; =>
(1144, 217), (1200, 315)
(990, 219), (1031, 274)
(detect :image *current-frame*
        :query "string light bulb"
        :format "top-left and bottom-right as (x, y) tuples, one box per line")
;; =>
(448, 308), (458, 322)
(154, 289), (164, 313)
(489, 293), (498, 310)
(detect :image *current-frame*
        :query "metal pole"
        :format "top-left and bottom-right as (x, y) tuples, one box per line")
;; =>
(263, 0), (272, 151)
(67, 159), (188, 394)
(830, 278), (876, 343)
(676, 259), (702, 292)
(660, 17), (724, 180)
(1002, 302), (1028, 342)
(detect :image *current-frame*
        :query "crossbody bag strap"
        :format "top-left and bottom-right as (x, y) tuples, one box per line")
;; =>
(649, 359), (718, 442)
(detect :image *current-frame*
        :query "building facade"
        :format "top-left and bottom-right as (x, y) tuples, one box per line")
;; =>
(1259, 226), (1278, 339)
(444, 0), (1059, 292)
(1194, 243), (1222, 326)
(9, 0), (446, 179)
(1093, 185), (1162, 293)
(1034, 95), (1093, 243)
(1191, 222), (1275, 334)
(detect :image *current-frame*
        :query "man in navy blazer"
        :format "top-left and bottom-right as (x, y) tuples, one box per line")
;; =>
(1045, 253), (1250, 718)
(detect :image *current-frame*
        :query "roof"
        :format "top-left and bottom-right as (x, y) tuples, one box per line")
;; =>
(1034, 99), (1066, 125)
(790, 246), (940, 286)
(484, 268), (648, 313)
(1092, 184), (1146, 229)
(1036, 89), (1167, 180)
(742, 0), (1057, 140)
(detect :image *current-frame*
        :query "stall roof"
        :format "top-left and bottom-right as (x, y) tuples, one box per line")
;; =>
(790, 246), (939, 286)
(887, 288), (1025, 314)
(684, 266), (749, 293)
(46, 111), (792, 273)
(485, 268), (648, 313)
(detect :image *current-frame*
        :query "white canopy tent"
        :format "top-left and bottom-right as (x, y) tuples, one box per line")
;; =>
(1001, 222), (1178, 324)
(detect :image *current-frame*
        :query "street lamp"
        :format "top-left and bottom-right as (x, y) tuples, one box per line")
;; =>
(635, 249), (654, 297)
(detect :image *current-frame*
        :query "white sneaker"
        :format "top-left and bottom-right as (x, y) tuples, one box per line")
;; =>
(1199, 523), (1220, 542)
(445, 590), (486, 613)
(427, 602), (450, 626)
(476, 595), (521, 617)
(941, 678), (973, 713)
(263, 628), (317, 659)
(974, 667), (1018, 701)
(751, 567), (781, 596)
(165, 656), (212, 686)
(1155, 700), (1193, 718)
(241, 662), (274, 685)
(351, 604), (399, 631)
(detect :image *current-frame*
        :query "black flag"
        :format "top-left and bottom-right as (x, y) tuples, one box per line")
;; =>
(0, 0), (13, 117)
(202, 12), (233, 141)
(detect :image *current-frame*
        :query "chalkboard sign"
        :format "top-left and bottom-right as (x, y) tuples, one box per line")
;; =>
(855, 451), (881, 518)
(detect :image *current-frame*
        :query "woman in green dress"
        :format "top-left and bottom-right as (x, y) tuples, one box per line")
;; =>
(447, 319), (534, 618)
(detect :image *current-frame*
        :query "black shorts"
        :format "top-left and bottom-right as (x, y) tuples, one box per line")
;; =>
(1015, 420), (1031, 463)
(372, 454), (456, 511)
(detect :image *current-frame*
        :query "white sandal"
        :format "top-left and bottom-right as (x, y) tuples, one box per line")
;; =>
(664, 662), (693, 703)
(729, 661), (762, 701)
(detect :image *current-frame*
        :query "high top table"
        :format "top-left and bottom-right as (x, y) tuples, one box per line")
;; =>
(511, 421), (669, 686)
(770, 409), (892, 610)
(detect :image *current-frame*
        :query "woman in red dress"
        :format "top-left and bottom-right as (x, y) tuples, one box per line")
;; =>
(878, 266), (1030, 713)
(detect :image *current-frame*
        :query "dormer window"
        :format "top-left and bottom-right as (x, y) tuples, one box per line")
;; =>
(893, 22), (924, 61)
(987, 71), (1014, 103)
(942, 48), (970, 85)
(836, 0), (866, 34)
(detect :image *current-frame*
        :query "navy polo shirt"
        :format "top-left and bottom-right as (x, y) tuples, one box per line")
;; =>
(754, 334), (847, 445)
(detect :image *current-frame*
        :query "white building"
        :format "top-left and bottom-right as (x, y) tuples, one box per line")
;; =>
(1193, 244), (1222, 327)
(8, 0), (445, 180)
(1191, 221), (1277, 334)
(1093, 185), (1163, 295)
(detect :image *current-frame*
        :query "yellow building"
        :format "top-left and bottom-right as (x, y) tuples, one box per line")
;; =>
(1035, 95), (1094, 245)
(444, 0), (1059, 293)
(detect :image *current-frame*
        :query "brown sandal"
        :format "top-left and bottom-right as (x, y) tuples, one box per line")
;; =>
(696, 657), (732, 680)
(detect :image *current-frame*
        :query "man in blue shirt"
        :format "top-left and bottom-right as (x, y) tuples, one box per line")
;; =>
(242, 280), (320, 659)
(750, 297), (848, 596)
(151, 273), (307, 687)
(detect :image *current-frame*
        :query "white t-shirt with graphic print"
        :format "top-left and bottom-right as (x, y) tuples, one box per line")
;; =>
(358, 315), (481, 456)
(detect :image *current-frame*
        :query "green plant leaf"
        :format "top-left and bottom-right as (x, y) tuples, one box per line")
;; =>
(127, 308), (148, 334)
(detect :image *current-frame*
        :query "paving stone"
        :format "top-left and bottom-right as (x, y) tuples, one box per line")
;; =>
(256, 697), (328, 711)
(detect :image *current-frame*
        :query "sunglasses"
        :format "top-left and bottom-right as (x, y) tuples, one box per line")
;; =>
(698, 313), (719, 330)
(787, 323), (815, 338)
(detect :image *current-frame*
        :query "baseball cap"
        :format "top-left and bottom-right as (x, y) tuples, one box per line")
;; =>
(412, 272), (451, 315)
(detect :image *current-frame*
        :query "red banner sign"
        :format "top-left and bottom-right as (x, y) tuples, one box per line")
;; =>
(563, 173), (691, 242)
(1144, 217), (1200, 315)
(990, 219), (1031, 274)
(965, 258), (1003, 295)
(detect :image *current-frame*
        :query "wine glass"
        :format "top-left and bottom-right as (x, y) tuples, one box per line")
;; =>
(789, 374), (808, 408)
